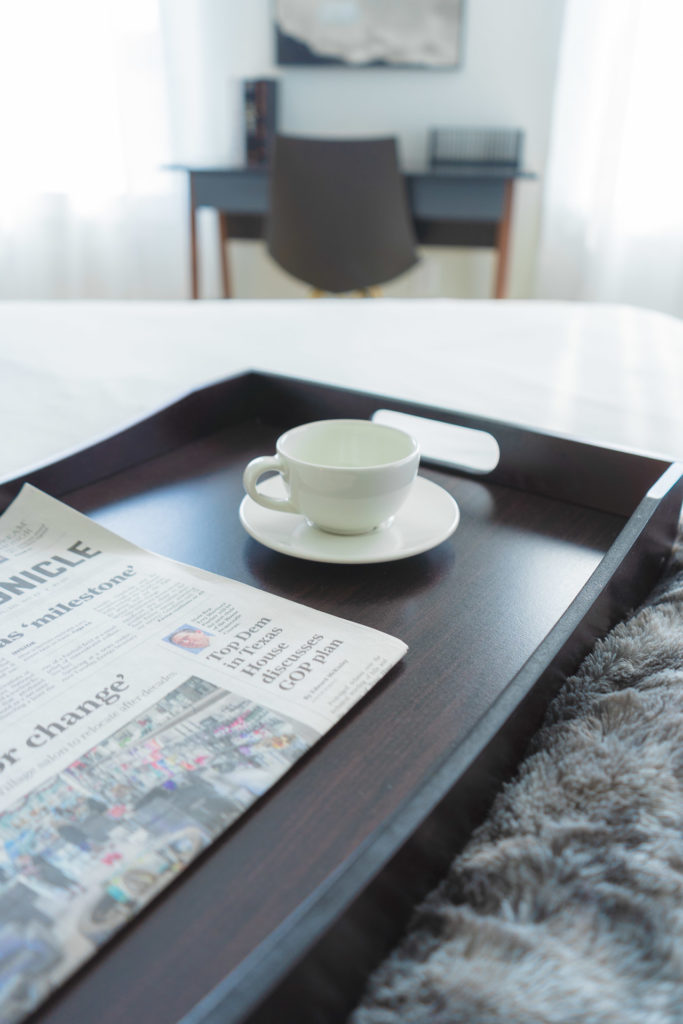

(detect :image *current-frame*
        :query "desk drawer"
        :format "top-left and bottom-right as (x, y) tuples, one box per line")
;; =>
(407, 176), (507, 222)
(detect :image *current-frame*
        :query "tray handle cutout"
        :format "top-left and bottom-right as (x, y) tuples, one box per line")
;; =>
(647, 462), (683, 499)
(372, 409), (500, 475)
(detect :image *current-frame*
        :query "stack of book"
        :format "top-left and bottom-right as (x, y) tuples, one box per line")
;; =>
(244, 78), (278, 167)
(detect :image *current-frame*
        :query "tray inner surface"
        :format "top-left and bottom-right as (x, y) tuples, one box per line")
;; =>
(29, 409), (628, 1024)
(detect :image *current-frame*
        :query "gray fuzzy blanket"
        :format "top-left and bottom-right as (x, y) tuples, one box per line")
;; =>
(350, 546), (683, 1024)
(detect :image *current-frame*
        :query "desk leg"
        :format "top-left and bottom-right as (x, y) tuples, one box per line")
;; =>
(189, 177), (199, 300)
(494, 180), (514, 299)
(218, 213), (232, 299)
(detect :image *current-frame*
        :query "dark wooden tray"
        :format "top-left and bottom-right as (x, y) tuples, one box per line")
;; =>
(4, 372), (681, 1024)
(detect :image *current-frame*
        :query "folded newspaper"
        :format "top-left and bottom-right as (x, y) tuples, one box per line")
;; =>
(0, 485), (407, 1024)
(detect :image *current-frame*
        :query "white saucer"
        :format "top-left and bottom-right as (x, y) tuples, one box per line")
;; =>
(239, 475), (460, 564)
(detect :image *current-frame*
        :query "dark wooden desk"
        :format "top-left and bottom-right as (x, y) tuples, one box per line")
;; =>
(169, 164), (534, 299)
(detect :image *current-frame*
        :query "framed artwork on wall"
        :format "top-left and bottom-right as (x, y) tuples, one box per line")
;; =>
(274, 0), (464, 69)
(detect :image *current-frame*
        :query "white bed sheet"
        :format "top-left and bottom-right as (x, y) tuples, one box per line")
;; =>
(1, 298), (682, 480)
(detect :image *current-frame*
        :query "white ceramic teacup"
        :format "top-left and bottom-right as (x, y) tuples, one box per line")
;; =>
(242, 419), (420, 535)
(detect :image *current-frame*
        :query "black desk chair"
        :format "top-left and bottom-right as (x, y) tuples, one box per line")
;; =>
(266, 135), (419, 296)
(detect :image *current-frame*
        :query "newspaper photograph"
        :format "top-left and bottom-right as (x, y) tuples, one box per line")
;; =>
(0, 484), (407, 1024)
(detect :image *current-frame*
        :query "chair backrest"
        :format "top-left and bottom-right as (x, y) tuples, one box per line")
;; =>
(267, 135), (418, 294)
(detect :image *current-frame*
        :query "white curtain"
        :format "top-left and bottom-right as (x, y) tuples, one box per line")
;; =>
(0, 0), (189, 299)
(535, 0), (683, 319)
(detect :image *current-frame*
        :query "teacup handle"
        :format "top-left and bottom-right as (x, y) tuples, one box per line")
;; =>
(243, 455), (298, 514)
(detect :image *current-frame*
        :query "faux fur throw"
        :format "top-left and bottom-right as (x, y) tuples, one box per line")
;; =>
(350, 545), (683, 1024)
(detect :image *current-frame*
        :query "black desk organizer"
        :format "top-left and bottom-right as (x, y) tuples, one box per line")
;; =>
(2, 372), (682, 1024)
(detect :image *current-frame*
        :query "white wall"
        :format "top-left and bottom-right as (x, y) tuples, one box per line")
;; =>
(164, 0), (567, 300)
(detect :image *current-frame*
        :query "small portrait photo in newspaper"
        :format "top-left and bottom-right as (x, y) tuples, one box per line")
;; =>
(164, 625), (213, 653)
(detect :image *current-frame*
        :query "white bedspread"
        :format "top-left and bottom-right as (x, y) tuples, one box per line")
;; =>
(1, 298), (682, 480)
